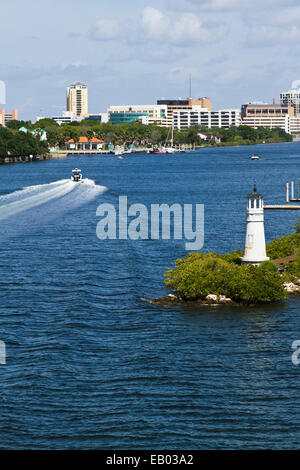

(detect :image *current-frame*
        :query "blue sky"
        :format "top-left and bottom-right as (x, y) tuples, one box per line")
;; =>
(1, 0), (300, 120)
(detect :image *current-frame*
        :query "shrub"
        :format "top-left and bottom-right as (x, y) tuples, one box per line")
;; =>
(294, 218), (300, 234)
(266, 233), (300, 259)
(165, 252), (286, 304)
(259, 260), (279, 272)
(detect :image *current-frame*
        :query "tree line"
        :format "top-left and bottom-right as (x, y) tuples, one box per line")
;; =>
(0, 125), (48, 158)
(1, 118), (293, 156)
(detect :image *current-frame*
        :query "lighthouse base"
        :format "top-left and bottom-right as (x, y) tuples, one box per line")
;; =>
(241, 257), (270, 266)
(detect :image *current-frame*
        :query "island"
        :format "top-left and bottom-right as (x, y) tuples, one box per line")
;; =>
(152, 231), (300, 306)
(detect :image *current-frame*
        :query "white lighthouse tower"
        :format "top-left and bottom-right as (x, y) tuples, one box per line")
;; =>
(241, 185), (269, 265)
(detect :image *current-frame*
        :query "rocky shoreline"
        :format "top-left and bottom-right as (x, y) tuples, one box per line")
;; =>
(149, 293), (236, 307)
(149, 281), (300, 307)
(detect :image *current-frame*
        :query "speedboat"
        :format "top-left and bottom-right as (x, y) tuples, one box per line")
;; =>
(163, 146), (179, 154)
(71, 168), (83, 182)
(114, 146), (124, 156)
(150, 148), (167, 154)
(251, 154), (260, 160)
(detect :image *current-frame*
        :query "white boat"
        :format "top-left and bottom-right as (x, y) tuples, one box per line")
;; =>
(163, 124), (180, 154)
(71, 168), (83, 182)
(251, 154), (260, 160)
(114, 146), (124, 156)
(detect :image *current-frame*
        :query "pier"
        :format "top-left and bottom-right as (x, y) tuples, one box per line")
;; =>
(264, 180), (300, 210)
(264, 205), (300, 210)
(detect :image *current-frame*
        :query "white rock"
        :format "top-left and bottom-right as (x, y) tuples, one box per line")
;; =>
(283, 283), (300, 293)
(219, 295), (232, 303)
(206, 294), (218, 301)
(206, 294), (232, 303)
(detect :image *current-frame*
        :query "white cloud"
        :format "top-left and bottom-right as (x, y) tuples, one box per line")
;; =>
(90, 8), (223, 47)
(142, 7), (170, 39)
(91, 19), (120, 41)
(169, 13), (216, 43)
(142, 7), (222, 45)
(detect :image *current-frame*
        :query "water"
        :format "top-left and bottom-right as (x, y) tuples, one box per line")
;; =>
(0, 143), (300, 449)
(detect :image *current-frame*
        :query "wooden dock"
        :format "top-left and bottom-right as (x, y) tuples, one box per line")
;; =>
(264, 205), (300, 210)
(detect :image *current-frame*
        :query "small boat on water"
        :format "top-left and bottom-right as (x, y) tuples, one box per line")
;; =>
(71, 168), (83, 182)
(150, 148), (167, 154)
(251, 154), (260, 160)
(114, 146), (124, 156)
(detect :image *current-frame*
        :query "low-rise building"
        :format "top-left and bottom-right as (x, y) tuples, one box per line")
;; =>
(157, 98), (212, 127)
(109, 111), (149, 125)
(108, 105), (166, 125)
(173, 107), (241, 130)
(19, 126), (47, 141)
(51, 111), (76, 125)
(286, 116), (300, 135)
(85, 113), (109, 123)
(241, 102), (293, 132)
(67, 136), (104, 151)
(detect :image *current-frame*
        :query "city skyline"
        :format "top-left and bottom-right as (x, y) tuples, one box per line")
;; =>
(2, 0), (300, 120)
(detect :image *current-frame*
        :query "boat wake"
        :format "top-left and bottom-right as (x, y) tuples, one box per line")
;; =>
(0, 178), (107, 237)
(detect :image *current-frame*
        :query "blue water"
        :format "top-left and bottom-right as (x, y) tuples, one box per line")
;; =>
(0, 143), (300, 449)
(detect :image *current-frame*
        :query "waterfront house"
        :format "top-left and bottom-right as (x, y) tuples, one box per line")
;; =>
(66, 136), (104, 151)
(32, 128), (47, 141)
(19, 126), (47, 141)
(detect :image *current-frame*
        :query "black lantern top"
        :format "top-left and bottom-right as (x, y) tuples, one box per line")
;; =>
(247, 184), (263, 199)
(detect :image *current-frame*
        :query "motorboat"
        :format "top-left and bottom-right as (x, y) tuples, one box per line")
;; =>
(251, 154), (260, 160)
(163, 146), (179, 154)
(150, 148), (167, 154)
(114, 146), (124, 156)
(71, 168), (83, 182)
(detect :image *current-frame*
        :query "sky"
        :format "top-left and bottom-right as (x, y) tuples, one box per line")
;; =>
(1, 0), (300, 120)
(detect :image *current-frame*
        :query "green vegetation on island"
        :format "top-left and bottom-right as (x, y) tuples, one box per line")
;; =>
(164, 232), (300, 304)
(2, 119), (292, 151)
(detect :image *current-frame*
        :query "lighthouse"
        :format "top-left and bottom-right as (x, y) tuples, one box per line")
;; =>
(241, 185), (269, 265)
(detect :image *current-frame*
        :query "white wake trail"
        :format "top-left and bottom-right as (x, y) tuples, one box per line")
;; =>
(0, 178), (108, 222)
(0, 180), (75, 220)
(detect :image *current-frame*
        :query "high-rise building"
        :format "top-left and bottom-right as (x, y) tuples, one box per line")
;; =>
(0, 109), (4, 126)
(0, 108), (18, 126)
(66, 83), (88, 118)
(280, 90), (300, 116)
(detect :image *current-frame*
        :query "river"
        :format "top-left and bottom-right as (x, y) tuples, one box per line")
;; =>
(0, 142), (299, 449)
